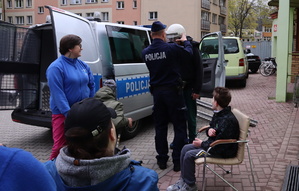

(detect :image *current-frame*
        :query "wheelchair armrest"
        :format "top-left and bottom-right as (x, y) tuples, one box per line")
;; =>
(198, 125), (210, 133)
(210, 139), (237, 147)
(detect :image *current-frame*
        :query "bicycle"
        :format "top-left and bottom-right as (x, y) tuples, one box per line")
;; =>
(259, 57), (277, 76)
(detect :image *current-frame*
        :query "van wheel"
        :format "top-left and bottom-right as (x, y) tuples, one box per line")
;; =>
(121, 119), (141, 140)
(240, 79), (247, 88)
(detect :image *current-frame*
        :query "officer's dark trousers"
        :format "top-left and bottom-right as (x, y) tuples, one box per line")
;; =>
(183, 87), (197, 142)
(152, 89), (187, 165)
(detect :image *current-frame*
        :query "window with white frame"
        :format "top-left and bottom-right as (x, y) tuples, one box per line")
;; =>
(101, 0), (108, 2)
(117, 1), (124, 9)
(61, 0), (67, 5)
(7, 0), (13, 8)
(15, 0), (23, 8)
(26, 0), (32, 7)
(86, 12), (94, 17)
(38, 6), (44, 14)
(70, 0), (81, 4)
(133, 21), (137, 25)
(8, 16), (13, 23)
(76, 13), (82, 16)
(102, 12), (109, 21)
(117, 21), (124, 24)
(149, 11), (157, 20)
(86, 0), (97, 3)
(16, 16), (24, 24)
(264, 27), (272, 32)
(133, 0), (137, 8)
(27, 15), (32, 24)
(0, 13), (2, 20)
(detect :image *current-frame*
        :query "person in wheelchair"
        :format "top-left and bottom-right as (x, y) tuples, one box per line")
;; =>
(167, 87), (240, 191)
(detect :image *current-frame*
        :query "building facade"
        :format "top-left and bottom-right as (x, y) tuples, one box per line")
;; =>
(141, 0), (227, 41)
(0, 0), (227, 41)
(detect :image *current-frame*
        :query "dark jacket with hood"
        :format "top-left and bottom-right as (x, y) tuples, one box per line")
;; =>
(180, 36), (203, 94)
(201, 106), (240, 158)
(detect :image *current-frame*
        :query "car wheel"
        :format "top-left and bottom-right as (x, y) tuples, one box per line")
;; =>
(121, 119), (141, 140)
(240, 79), (247, 88)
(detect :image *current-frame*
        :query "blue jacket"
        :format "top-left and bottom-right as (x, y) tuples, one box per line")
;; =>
(0, 147), (56, 191)
(44, 160), (159, 191)
(142, 38), (193, 88)
(46, 55), (95, 116)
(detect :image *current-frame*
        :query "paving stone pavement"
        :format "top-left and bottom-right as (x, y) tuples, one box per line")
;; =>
(158, 73), (299, 191)
(0, 73), (298, 191)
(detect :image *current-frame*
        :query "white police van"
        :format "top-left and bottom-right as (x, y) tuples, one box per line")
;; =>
(0, 6), (225, 139)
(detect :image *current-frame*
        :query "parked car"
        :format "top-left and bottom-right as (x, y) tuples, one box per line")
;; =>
(200, 36), (248, 87)
(246, 49), (261, 73)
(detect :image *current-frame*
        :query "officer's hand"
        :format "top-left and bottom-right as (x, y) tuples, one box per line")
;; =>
(176, 33), (187, 42)
(192, 93), (200, 100)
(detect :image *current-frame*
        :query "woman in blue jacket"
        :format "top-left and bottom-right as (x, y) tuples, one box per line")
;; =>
(44, 98), (159, 191)
(46, 34), (95, 160)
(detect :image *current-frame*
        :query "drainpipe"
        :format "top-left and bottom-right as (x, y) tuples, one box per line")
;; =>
(297, 8), (299, 52)
(2, 0), (5, 21)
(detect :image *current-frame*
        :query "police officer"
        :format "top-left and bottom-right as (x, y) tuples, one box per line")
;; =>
(166, 24), (203, 143)
(142, 21), (193, 172)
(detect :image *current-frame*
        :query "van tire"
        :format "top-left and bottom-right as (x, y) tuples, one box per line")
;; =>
(121, 119), (141, 140)
(240, 79), (247, 88)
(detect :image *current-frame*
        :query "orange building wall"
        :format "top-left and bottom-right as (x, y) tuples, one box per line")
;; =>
(263, 32), (272, 38)
(35, 1), (58, 24)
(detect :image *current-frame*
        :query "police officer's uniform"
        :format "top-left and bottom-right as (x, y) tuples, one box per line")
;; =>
(142, 21), (193, 170)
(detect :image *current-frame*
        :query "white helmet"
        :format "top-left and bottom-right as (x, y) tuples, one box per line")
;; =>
(166, 24), (186, 39)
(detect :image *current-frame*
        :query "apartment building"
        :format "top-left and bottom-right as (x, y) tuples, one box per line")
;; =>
(1, 0), (227, 41)
(141, 0), (227, 40)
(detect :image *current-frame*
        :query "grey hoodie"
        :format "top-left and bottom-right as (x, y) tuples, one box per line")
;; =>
(55, 147), (131, 187)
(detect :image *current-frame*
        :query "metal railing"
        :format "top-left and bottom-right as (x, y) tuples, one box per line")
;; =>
(201, 0), (210, 10)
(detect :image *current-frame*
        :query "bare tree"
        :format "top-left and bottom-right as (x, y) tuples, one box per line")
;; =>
(228, 0), (255, 38)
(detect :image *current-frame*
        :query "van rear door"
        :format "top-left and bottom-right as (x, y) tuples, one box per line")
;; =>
(46, 6), (100, 74)
(199, 31), (226, 97)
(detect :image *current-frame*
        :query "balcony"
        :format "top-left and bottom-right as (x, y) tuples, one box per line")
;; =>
(201, 0), (210, 10)
(201, 20), (210, 31)
(220, 6), (226, 15)
(220, 24), (226, 33)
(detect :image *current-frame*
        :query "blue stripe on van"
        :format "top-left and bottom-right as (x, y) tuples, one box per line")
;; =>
(116, 76), (150, 99)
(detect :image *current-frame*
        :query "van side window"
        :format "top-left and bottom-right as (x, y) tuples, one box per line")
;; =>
(106, 26), (150, 64)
